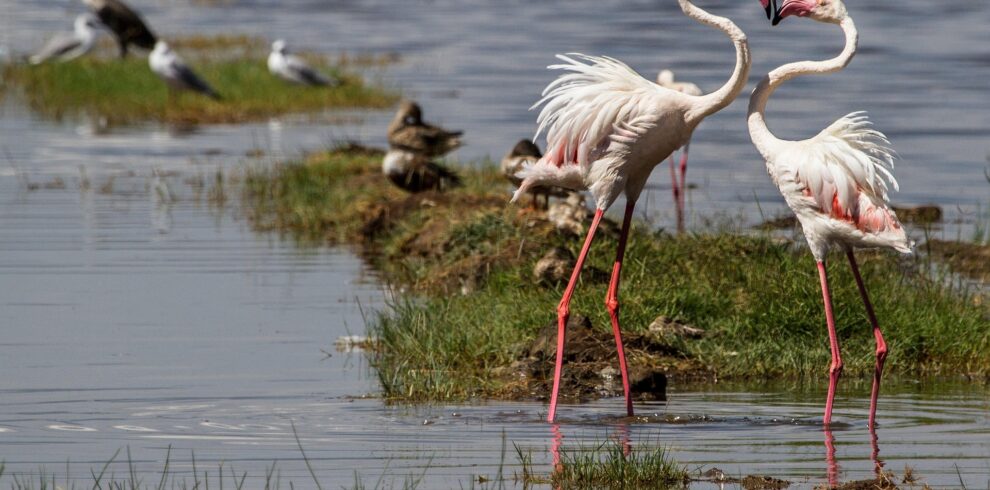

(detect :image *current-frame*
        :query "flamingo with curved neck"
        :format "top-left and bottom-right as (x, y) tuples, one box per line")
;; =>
(749, 0), (912, 429)
(514, 0), (751, 422)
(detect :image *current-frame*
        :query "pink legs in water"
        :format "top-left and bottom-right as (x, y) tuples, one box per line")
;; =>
(548, 203), (636, 422)
(846, 249), (888, 430)
(668, 142), (690, 233)
(817, 250), (889, 428)
(605, 202), (636, 418)
(815, 260), (843, 426)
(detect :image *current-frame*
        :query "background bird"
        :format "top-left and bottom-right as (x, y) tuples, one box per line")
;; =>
(83, 0), (157, 58)
(750, 0), (912, 429)
(387, 100), (462, 158)
(29, 14), (99, 65)
(514, 0), (751, 422)
(268, 39), (339, 87)
(149, 41), (221, 100)
(656, 69), (703, 233)
(501, 139), (569, 209)
(382, 148), (462, 193)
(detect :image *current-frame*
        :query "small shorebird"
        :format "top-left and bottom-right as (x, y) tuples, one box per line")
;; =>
(514, 0), (751, 422)
(501, 139), (568, 208)
(387, 100), (463, 158)
(656, 69), (703, 233)
(149, 41), (221, 100)
(83, 0), (157, 58)
(268, 40), (339, 87)
(29, 14), (99, 65)
(382, 148), (462, 193)
(751, 0), (913, 428)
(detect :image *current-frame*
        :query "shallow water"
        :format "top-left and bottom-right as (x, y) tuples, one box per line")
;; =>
(1, 0), (989, 488)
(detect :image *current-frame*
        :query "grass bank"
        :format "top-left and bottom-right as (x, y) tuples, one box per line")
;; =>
(1, 36), (397, 125)
(243, 147), (990, 403)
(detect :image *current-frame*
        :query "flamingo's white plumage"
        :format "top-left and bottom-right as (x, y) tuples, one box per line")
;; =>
(750, 0), (912, 429)
(656, 69), (703, 233)
(514, 0), (751, 422)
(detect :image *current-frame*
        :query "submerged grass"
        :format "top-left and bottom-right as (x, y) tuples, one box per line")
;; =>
(1, 36), (397, 125)
(243, 147), (990, 402)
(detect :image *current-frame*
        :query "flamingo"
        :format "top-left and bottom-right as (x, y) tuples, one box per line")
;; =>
(83, 0), (157, 58)
(149, 41), (222, 100)
(29, 14), (99, 65)
(656, 70), (702, 233)
(749, 0), (913, 428)
(513, 0), (751, 422)
(268, 40), (339, 87)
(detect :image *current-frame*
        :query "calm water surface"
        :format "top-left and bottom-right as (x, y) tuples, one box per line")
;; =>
(0, 0), (988, 487)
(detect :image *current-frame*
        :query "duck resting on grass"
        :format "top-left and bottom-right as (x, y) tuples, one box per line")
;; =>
(149, 41), (222, 101)
(83, 0), (157, 58)
(387, 100), (463, 158)
(29, 14), (99, 65)
(382, 148), (462, 193)
(268, 39), (339, 87)
(501, 139), (569, 209)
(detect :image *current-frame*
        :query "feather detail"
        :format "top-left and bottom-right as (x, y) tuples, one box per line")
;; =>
(531, 53), (670, 170)
(510, 160), (585, 203)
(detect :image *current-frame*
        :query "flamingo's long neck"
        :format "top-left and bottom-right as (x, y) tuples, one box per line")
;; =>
(678, 0), (751, 123)
(748, 17), (858, 158)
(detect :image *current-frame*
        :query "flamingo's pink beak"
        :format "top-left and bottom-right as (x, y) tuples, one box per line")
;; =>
(772, 0), (814, 25)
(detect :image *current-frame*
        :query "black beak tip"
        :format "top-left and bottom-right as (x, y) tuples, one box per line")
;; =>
(771, 14), (782, 25)
(764, 3), (772, 19)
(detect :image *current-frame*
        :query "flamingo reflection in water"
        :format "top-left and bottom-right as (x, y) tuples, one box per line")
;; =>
(824, 427), (885, 488)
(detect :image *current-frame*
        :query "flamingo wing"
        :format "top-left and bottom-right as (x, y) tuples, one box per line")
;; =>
(778, 112), (906, 238)
(533, 53), (668, 170)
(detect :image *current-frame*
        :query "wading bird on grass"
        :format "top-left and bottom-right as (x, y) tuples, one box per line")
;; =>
(29, 14), (99, 65)
(83, 0), (157, 58)
(512, 0), (751, 422)
(750, 0), (912, 429)
(501, 139), (568, 209)
(387, 100), (463, 158)
(149, 41), (221, 100)
(656, 70), (702, 233)
(268, 40), (339, 87)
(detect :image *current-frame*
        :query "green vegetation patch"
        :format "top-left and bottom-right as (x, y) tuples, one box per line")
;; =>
(243, 147), (990, 403)
(1, 36), (397, 125)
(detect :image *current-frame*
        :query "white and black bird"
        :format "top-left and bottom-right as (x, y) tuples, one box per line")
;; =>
(29, 14), (99, 65)
(501, 139), (569, 208)
(382, 148), (462, 193)
(149, 41), (221, 100)
(387, 100), (463, 158)
(267, 40), (338, 87)
(83, 0), (156, 58)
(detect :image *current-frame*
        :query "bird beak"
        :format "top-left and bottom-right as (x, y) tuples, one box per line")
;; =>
(771, 0), (788, 25)
(765, 0), (774, 20)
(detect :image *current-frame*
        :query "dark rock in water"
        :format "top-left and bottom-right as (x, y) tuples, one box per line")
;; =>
(648, 316), (705, 339)
(533, 247), (575, 286)
(629, 368), (667, 400)
(740, 475), (790, 490)
(892, 204), (942, 224)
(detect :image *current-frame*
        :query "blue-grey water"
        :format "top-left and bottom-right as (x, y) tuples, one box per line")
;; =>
(0, 0), (988, 488)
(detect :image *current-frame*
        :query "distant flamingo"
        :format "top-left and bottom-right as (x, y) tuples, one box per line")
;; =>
(513, 0), (751, 422)
(656, 70), (702, 233)
(750, 0), (912, 428)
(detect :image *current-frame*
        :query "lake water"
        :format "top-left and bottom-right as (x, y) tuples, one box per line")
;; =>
(0, 0), (988, 487)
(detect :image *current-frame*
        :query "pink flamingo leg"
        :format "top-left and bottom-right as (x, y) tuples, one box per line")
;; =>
(668, 156), (683, 233)
(816, 261), (843, 426)
(678, 142), (690, 225)
(846, 249), (887, 430)
(548, 208), (605, 422)
(605, 202), (636, 417)
(824, 427), (838, 487)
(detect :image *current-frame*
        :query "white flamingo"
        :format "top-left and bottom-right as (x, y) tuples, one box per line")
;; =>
(750, 0), (912, 428)
(513, 0), (751, 422)
(656, 69), (703, 233)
